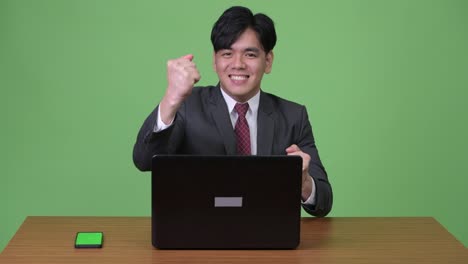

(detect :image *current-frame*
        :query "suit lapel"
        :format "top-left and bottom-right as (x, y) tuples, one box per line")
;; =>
(208, 86), (237, 155)
(257, 92), (275, 155)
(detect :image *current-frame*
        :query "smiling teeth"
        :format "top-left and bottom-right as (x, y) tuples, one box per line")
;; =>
(231, 75), (248, 80)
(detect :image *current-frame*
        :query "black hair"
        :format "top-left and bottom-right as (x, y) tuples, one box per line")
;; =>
(211, 6), (277, 53)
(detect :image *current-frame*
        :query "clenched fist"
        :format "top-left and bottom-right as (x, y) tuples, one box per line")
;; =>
(286, 144), (314, 202)
(160, 54), (201, 124)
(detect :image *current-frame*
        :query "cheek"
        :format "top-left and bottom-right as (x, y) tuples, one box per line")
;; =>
(250, 65), (263, 76)
(215, 61), (228, 72)
(214, 63), (222, 73)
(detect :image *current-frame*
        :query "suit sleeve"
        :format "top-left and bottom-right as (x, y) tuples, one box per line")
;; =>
(297, 106), (333, 217)
(132, 104), (185, 171)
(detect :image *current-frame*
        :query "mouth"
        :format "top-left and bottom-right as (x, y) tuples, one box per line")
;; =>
(229, 74), (250, 81)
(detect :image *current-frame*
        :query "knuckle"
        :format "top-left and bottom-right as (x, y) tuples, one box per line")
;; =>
(167, 60), (173, 67)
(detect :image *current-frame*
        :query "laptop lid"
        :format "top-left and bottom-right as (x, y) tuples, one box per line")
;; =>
(151, 155), (302, 249)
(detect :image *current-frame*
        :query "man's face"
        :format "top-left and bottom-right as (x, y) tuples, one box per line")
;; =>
(213, 28), (273, 102)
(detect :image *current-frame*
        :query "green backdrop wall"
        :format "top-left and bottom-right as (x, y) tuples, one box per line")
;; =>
(1, 0), (467, 252)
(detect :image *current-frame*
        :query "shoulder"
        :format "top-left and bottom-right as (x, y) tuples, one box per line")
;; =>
(191, 85), (218, 96)
(179, 85), (220, 107)
(187, 85), (220, 101)
(260, 91), (306, 114)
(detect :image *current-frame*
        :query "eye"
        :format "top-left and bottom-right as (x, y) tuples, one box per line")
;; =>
(221, 52), (232, 58)
(246, 52), (257, 58)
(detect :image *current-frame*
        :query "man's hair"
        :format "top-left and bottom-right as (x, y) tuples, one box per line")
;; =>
(211, 6), (277, 53)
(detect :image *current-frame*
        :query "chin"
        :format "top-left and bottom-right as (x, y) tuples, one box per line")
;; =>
(226, 87), (250, 95)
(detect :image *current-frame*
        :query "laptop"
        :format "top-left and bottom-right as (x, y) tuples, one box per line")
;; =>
(151, 155), (302, 249)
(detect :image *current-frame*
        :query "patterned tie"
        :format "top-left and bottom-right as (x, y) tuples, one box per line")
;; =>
(234, 103), (251, 155)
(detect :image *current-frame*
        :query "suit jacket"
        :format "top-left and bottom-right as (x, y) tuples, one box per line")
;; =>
(133, 85), (333, 217)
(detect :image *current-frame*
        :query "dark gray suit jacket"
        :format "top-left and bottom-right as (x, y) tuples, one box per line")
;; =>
(133, 85), (332, 217)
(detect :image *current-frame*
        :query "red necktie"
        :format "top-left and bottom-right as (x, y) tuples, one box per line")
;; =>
(234, 103), (251, 155)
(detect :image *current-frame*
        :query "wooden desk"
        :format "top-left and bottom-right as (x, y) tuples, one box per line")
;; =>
(0, 217), (466, 263)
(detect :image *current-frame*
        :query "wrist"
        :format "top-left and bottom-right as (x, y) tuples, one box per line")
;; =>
(160, 94), (181, 125)
(162, 89), (184, 108)
(301, 175), (313, 201)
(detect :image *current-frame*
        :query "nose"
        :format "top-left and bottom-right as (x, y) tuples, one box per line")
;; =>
(231, 54), (246, 69)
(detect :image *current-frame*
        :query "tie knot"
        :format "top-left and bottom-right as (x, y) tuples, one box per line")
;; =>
(234, 103), (249, 117)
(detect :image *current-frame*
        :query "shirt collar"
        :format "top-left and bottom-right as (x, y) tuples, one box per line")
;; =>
(220, 87), (260, 116)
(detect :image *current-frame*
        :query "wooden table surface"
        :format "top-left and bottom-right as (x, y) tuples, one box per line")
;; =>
(0, 216), (466, 264)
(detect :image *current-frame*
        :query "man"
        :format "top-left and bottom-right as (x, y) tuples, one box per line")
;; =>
(133, 6), (332, 217)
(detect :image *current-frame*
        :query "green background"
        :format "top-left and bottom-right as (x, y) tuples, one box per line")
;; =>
(1, 0), (467, 252)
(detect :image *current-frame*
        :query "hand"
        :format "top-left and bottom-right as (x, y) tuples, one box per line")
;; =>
(166, 54), (201, 103)
(160, 54), (201, 124)
(286, 144), (313, 201)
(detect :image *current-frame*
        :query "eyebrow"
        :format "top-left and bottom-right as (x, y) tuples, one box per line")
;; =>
(219, 47), (261, 53)
(244, 47), (260, 53)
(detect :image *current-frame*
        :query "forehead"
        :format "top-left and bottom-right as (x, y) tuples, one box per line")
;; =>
(229, 28), (263, 51)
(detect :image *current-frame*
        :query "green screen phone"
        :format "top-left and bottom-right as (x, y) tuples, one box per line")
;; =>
(74, 232), (103, 248)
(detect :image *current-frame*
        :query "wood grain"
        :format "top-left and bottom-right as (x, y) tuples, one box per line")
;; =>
(0, 217), (466, 263)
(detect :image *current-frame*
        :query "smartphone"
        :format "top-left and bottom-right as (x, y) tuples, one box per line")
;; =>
(74, 232), (103, 248)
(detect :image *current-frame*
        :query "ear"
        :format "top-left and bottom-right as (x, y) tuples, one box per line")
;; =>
(212, 51), (217, 72)
(265, 50), (274, 74)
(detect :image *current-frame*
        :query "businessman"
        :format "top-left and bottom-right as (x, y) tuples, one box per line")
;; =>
(133, 6), (333, 217)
